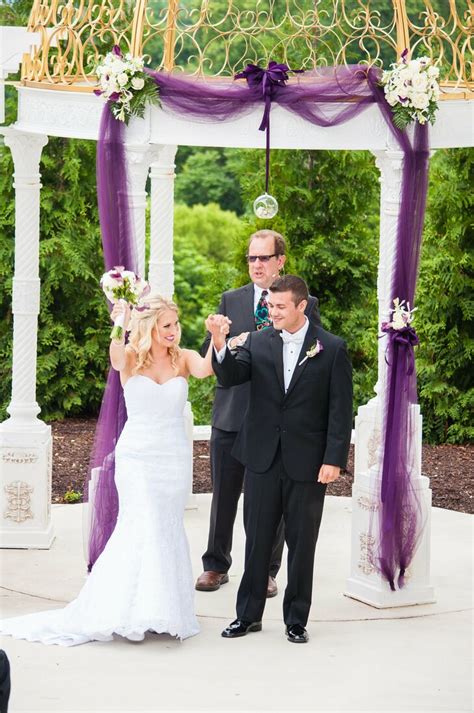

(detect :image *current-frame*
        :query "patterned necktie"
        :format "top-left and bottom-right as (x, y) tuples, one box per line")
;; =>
(255, 289), (272, 331)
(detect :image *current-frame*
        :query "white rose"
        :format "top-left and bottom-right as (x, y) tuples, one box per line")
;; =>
(131, 76), (145, 90)
(412, 74), (428, 92)
(112, 59), (125, 73)
(399, 67), (414, 82)
(411, 92), (429, 110)
(427, 65), (439, 78)
(117, 72), (129, 87)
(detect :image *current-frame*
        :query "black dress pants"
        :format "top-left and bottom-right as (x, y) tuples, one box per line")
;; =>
(202, 427), (284, 576)
(236, 451), (326, 626)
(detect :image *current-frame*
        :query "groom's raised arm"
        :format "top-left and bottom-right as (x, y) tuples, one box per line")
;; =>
(206, 314), (252, 388)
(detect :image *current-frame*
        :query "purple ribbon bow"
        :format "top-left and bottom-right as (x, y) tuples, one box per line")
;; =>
(234, 61), (303, 194)
(235, 61), (297, 131)
(381, 324), (419, 376)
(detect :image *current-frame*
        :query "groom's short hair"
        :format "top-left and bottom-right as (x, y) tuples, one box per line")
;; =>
(269, 275), (309, 306)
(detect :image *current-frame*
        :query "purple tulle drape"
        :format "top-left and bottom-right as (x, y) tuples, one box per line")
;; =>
(89, 64), (429, 588)
(86, 109), (137, 570)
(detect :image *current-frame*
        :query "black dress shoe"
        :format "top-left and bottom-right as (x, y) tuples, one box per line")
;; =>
(285, 624), (309, 643)
(221, 619), (262, 638)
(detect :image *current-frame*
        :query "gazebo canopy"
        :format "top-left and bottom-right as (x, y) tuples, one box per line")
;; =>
(20, 0), (473, 97)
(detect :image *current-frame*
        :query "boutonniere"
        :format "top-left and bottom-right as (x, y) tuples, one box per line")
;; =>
(298, 340), (323, 366)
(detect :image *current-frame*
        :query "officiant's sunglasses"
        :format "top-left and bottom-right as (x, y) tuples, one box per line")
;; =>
(246, 254), (278, 263)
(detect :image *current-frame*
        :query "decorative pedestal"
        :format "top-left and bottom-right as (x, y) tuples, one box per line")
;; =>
(0, 422), (54, 548)
(345, 400), (435, 607)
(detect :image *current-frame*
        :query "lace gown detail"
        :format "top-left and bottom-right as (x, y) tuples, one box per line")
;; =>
(0, 375), (199, 646)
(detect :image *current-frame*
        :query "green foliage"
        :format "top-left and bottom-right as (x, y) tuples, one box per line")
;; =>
(175, 149), (244, 215)
(63, 488), (82, 504)
(415, 148), (473, 443)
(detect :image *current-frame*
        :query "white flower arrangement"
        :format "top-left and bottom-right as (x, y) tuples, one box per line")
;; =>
(101, 267), (150, 340)
(381, 50), (440, 129)
(94, 46), (159, 124)
(382, 298), (417, 332)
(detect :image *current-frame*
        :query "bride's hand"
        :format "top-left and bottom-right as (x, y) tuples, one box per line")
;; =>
(110, 301), (131, 332)
(205, 314), (231, 335)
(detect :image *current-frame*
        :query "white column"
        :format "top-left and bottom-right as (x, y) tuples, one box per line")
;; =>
(148, 145), (177, 297)
(345, 149), (434, 607)
(124, 144), (159, 277)
(0, 128), (54, 549)
(148, 144), (196, 508)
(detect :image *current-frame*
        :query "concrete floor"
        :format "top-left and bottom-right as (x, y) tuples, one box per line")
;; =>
(0, 495), (472, 713)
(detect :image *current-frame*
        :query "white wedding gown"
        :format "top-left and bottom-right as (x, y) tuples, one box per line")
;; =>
(0, 374), (200, 646)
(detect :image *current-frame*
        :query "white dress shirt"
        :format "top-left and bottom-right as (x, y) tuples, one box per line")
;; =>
(280, 317), (309, 392)
(215, 317), (309, 393)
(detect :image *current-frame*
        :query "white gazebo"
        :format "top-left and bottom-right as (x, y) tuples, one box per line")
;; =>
(0, 0), (472, 608)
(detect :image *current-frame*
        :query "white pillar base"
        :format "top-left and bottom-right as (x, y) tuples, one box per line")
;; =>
(0, 422), (55, 549)
(346, 401), (435, 608)
(344, 474), (435, 608)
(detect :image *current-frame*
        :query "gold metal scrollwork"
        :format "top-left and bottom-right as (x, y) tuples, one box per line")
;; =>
(19, 1), (472, 97)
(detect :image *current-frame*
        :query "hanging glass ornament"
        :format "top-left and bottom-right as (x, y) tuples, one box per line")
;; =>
(253, 192), (278, 219)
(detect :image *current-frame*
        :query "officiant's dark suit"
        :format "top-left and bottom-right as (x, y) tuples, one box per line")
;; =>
(196, 230), (320, 596)
(212, 280), (352, 633)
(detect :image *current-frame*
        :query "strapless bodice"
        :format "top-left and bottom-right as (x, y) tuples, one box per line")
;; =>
(123, 374), (188, 421)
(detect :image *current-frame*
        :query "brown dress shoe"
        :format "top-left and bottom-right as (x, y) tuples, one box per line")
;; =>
(266, 576), (278, 598)
(195, 571), (229, 592)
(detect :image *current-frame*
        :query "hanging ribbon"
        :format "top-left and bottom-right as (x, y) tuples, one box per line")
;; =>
(235, 61), (303, 192)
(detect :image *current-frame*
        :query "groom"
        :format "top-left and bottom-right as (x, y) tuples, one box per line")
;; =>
(207, 275), (352, 643)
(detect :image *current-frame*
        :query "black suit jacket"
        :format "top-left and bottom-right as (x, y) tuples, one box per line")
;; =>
(212, 321), (352, 481)
(202, 283), (320, 432)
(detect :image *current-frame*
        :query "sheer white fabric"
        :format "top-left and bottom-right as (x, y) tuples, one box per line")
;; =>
(0, 375), (200, 646)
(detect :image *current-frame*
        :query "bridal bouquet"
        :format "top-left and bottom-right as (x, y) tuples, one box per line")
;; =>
(381, 51), (440, 129)
(94, 46), (159, 124)
(101, 267), (150, 340)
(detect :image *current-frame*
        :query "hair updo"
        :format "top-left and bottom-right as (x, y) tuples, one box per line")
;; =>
(127, 294), (181, 374)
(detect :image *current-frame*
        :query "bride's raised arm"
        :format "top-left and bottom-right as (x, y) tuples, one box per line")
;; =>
(182, 314), (231, 378)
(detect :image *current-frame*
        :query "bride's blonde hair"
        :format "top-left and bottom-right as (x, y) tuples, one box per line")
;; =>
(127, 294), (182, 375)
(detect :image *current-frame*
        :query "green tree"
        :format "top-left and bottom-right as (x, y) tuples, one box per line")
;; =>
(175, 148), (244, 215)
(416, 148), (473, 443)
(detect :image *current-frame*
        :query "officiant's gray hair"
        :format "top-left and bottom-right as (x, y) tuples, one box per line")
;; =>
(269, 275), (309, 306)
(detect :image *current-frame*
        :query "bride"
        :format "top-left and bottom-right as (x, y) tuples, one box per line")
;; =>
(0, 295), (225, 646)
